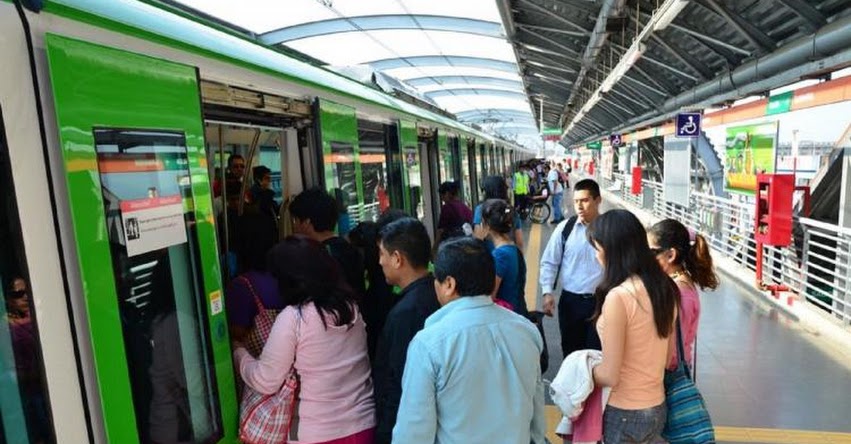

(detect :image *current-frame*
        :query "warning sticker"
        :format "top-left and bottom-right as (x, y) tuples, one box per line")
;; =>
(210, 290), (223, 316)
(120, 195), (187, 257)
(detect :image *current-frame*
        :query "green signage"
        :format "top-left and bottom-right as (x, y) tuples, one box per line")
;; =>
(725, 122), (778, 194)
(766, 91), (793, 115)
(586, 140), (603, 150)
(542, 128), (562, 136)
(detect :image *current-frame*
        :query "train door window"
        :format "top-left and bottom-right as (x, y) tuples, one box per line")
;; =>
(447, 144), (457, 182)
(492, 147), (498, 174)
(456, 139), (471, 205)
(421, 136), (441, 235)
(357, 119), (389, 222)
(383, 123), (404, 211)
(479, 144), (487, 178)
(437, 134), (448, 184)
(504, 149), (511, 174)
(93, 129), (222, 443)
(0, 109), (56, 444)
(466, 140), (479, 205)
(326, 141), (359, 231)
(403, 140), (423, 220)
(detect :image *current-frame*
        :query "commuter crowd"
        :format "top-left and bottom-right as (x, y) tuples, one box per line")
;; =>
(225, 171), (719, 443)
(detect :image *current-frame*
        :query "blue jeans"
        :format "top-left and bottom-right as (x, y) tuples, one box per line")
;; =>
(603, 403), (667, 443)
(551, 192), (563, 222)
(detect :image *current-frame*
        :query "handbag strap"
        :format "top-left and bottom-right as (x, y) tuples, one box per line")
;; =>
(240, 276), (274, 343)
(674, 311), (692, 379)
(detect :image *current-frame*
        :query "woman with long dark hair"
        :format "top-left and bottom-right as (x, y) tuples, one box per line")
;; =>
(233, 236), (375, 444)
(476, 199), (527, 316)
(648, 219), (719, 369)
(473, 176), (524, 250)
(587, 209), (679, 443)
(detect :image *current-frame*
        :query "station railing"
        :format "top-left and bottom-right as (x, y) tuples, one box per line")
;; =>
(600, 173), (851, 326)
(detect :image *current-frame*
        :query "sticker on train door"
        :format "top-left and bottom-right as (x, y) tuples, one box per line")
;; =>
(209, 290), (223, 316)
(120, 195), (187, 257)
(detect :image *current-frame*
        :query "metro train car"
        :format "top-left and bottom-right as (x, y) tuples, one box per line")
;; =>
(0, 1), (535, 442)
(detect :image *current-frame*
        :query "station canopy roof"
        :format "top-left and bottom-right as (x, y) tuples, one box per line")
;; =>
(173, 0), (542, 149)
(501, 0), (851, 146)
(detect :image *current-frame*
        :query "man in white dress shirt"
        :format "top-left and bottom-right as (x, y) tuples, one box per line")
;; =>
(540, 179), (605, 357)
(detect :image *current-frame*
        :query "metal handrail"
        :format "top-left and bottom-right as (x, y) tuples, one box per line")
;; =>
(598, 173), (851, 325)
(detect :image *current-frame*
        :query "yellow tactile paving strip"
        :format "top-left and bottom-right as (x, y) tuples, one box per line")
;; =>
(544, 405), (851, 443)
(524, 223), (542, 311)
(714, 427), (851, 444)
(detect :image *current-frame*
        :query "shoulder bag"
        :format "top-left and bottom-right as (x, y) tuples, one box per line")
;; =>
(239, 277), (301, 444)
(662, 314), (715, 444)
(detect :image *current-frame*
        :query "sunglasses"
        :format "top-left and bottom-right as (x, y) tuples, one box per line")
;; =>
(7, 289), (28, 298)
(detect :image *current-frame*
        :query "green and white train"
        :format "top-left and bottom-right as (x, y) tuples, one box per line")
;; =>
(0, 1), (535, 442)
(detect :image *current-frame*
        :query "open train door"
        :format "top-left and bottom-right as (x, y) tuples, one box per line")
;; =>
(44, 35), (237, 443)
(314, 99), (363, 231)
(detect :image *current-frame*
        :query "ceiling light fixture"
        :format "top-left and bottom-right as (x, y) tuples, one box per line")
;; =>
(653, 0), (690, 32)
(565, 0), (685, 139)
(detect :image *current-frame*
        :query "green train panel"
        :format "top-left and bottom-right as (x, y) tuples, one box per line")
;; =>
(318, 99), (364, 231)
(45, 34), (237, 444)
(398, 119), (423, 219)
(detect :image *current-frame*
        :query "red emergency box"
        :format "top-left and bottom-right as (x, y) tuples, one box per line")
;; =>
(631, 166), (642, 195)
(755, 174), (794, 246)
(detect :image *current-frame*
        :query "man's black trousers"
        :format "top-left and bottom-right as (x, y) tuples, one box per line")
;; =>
(558, 290), (602, 357)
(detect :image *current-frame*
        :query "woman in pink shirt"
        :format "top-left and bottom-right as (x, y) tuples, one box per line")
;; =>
(587, 210), (680, 443)
(233, 236), (376, 444)
(648, 219), (720, 369)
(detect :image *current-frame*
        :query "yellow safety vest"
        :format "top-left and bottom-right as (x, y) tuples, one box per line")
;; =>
(514, 172), (529, 195)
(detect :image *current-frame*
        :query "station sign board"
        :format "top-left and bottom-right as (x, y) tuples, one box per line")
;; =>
(609, 133), (623, 147)
(675, 113), (701, 138)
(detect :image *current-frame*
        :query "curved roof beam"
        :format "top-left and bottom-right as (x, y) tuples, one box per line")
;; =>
(456, 109), (537, 123)
(259, 15), (504, 44)
(406, 76), (524, 90)
(368, 56), (517, 73)
(492, 125), (540, 132)
(425, 89), (527, 100)
(456, 108), (536, 118)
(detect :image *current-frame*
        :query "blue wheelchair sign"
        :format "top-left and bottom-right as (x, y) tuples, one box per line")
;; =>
(676, 113), (701, 138)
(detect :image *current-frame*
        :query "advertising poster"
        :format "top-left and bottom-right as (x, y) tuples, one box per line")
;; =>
(121, 195), (187, 257)
(725, 122), (778, 194)
(618, 147), (628, 173)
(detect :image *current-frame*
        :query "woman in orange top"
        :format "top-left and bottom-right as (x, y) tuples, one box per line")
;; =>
(587, 210), (680, 443)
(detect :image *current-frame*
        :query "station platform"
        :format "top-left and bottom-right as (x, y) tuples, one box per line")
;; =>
(521, 201), (851, 444)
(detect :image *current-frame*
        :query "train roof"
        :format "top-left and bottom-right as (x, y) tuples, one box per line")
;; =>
(25, 0), (530, 152)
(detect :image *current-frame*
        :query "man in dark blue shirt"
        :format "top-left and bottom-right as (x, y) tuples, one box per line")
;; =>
(373, 218), (439, 444)
(290, 187), (366, 298)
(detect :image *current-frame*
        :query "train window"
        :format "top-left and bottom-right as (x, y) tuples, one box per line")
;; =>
(358, 120), (389, 222)
(460, 141), (472, 205)
(403, 142), (424, 220)
(438, 135), (457, 184)
(92, 128), (222, 443)
(326, 141), (359, 233)
(0, 109), (56, 442)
